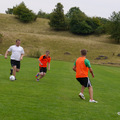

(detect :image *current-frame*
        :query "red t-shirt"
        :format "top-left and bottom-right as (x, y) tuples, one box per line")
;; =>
(39, 55), (51, 67)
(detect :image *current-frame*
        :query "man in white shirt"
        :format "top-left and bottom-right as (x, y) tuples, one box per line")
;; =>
(5, 39), (25, 80)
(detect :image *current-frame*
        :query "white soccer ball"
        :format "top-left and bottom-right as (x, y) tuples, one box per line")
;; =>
(9, 75), (15, 81)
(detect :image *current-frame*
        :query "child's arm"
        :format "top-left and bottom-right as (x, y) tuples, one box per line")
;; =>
(48, 63), (50, 71)
(38, 59), (43, 65)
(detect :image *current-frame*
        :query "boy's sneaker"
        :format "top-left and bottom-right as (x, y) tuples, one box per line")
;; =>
(36, 79), (39, 81)
(89, 99), (98, 103)
(10, 69), (13, 75)
(35, 73), (39, 78)
(79, 93), (85, 100)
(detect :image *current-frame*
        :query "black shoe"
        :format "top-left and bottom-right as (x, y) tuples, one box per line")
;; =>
(10, 69), (13, 75)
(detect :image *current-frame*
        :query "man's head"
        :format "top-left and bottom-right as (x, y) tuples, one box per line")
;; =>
(81, 49), (87, 56)
(46, 50), (50, 56)
(16, 39), (21, 46)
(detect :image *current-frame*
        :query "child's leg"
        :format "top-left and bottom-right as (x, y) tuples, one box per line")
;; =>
(38, 72), (46, 79)
(35, 72), (40, 78)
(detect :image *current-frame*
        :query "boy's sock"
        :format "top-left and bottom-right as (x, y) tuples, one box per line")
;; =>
(35, 73), (39, 78)
(10, 69), (13, 75)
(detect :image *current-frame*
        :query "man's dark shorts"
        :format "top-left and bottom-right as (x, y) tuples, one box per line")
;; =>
(76, 77), (92, 87)
(11, 59), (20, 69)
(39, 67), (47, 73)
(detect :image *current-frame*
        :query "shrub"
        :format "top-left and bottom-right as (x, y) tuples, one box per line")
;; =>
(5, 8), (13, 14)
(13, 2), (37, 23)
(94, 26), (105, 35)
(19, 12), (37, 23)
(70, 13), (93, 35)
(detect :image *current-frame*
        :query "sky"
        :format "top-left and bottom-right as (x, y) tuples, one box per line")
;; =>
(0, 0), (120, 19)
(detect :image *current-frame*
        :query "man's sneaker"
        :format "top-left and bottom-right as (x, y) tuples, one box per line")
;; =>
(35, 73), (39, 78)
(36, 79), (39, 81)
(79, 93), (85, 100)
(89, 99), (98, 103)
(10, 69), (13, 75)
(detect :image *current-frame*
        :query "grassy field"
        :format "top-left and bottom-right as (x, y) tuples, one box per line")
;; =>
(0, 56), (120, 120)
(0, 14), (120, 65)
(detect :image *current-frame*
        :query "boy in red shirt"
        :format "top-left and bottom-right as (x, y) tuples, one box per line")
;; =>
(35, 51), (51, 81)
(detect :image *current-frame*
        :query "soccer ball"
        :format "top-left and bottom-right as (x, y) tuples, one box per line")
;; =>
(9, 75), (15, 81)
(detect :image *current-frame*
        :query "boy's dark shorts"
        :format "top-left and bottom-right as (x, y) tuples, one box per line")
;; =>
(11, 59), (20, 69)
(76, 77), (92, 87)
(39, 67), (47, 73)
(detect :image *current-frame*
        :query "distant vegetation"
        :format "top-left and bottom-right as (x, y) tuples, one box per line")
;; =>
(108, 11), (120, 43)
(49, 3), (68, 31)
(37, 10), (51, 19)
(0, 13), (120, 66)
(6, 2), (37, 23)
(5, 2), (120, 43)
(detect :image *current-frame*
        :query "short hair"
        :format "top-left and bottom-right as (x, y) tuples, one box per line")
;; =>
(81, 49), (87, 56)
(46, 50), (50, 54)
(16, 39), (20, 42)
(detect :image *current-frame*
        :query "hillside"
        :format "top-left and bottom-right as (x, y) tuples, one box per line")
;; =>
(0, 14), (120, 66)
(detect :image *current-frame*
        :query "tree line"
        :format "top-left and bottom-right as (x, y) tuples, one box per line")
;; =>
(5, 2), (120, 43)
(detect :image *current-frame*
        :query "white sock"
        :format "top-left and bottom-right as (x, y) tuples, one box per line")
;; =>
(80, 92), (83, 96)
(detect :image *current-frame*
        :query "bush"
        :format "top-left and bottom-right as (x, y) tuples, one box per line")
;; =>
(70, 13), (93, 35)
(19, 12), (37, 23)
(37, 10), (51, 19)
(13, 2), (37, 23)
(5, 8), (13, 14)
(94, 26), (105, 35)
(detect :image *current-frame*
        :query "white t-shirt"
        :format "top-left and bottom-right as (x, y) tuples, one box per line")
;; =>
(8, 45), (25, 61)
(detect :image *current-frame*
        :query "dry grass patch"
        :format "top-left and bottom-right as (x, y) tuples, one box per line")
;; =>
(0, 14), (120, 66)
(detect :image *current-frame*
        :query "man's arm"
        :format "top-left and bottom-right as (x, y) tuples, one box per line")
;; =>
(20, 48), (25, 60)
(73, 65), (76, 72)
(4, 50), (9, 59)
(89, 67), (94, 78)
(20, 54), (24, 60)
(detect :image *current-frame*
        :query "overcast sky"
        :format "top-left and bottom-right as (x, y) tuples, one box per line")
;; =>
(0, 0), (120, 18)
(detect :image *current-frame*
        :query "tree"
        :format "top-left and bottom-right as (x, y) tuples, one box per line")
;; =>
(5, 8), (14, 14)
(66, 7), (86, 19)
(37, 10), (50, 19)
(13, 2), (37, 23)
(95, 17), (109, 35)
(70, 15), (93, 34)
(86, 17), (100, 30)
(49, 3), (67, 30)
(108, 11), (120, 43)
(86, 17), (105, 35)
(69, 8), (93, 35)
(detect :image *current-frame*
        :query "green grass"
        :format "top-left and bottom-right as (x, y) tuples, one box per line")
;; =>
(0, 56), (120, 120)
(0, 14), (120, 65)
